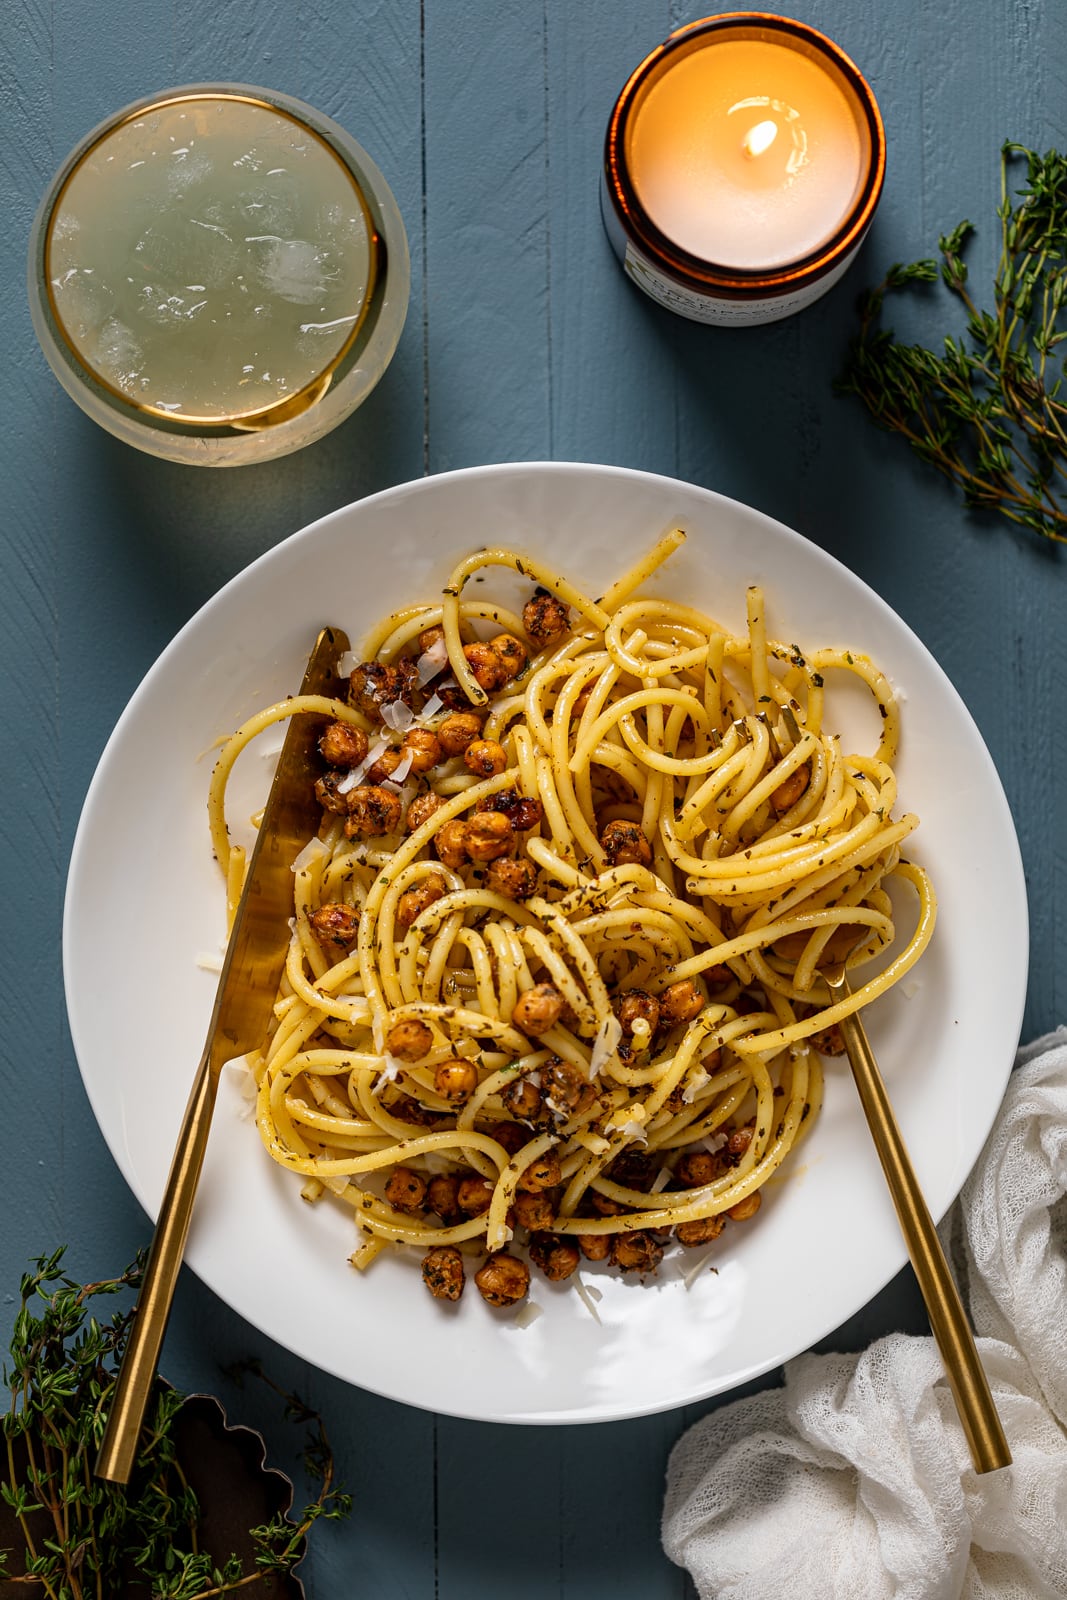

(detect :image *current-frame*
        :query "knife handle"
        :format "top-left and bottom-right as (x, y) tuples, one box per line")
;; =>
(95, 1044), (216, 1484)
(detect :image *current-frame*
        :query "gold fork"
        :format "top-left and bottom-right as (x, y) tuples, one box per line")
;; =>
(822, 961), (1011, 1474)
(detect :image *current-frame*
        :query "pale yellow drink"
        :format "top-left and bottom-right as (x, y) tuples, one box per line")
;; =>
(46, 93), (376, 425)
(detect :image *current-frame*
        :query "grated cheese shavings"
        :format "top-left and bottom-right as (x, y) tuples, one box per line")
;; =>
(512, 1300), (544, 1329)
(681, 1069), (710, 1104)
(370, 1053), (404, 1096)
(381, 698), (415, 733)
(337, 736), (390, 793)
(588, 1013), (623, 1081)
(419, 691), (446, 722)
(574, 1277), (603, 1323)
(416, 637), (450, 685)
(292, 836), (329, 873)
(650, 1167), (672, 1194)
(390, 749), (415, 784)
(680, 1242), (722, 1290)
(196, 951), (224, 974)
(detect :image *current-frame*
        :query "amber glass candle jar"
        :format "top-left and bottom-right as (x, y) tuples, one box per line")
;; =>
(602, 13), (886, 325)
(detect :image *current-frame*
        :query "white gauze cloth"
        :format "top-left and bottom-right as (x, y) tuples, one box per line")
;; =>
(662, 1031), (1067, 1600)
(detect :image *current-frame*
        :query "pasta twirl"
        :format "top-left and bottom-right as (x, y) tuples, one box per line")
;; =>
(211, 530), (936, 1309)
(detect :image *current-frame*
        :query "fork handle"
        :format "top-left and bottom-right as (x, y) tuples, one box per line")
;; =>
(838, 1008), (1011, 1474)
(95, 1045), (216, 1484)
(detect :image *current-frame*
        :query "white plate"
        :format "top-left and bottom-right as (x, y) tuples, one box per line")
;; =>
(64, 462), (1027, 1424)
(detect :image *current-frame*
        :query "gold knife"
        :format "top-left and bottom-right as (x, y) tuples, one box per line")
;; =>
(96, 624), (350, 1485)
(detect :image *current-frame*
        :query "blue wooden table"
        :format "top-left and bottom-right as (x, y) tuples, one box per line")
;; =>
(1, 3), (1062, 1594)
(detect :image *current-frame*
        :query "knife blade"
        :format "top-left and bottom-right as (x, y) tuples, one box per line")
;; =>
(96, 623), (350, 1484)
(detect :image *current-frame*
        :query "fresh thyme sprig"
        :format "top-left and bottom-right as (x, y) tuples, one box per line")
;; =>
(838, 141), (1067, 543)
(0, 1249), (351, 1598)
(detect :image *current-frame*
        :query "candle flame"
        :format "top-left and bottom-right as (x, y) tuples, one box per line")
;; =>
(742, 119), (778, 159)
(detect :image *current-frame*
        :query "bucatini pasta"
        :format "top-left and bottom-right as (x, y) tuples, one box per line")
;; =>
(209, 529), (935, 1308)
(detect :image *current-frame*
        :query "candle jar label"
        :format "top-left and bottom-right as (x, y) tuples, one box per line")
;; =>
(622, 238), (861, 326)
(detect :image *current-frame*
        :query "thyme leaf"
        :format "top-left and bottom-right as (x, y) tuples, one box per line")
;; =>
(838, 141), (1067, 544)
(0, 1249), (350, 1597)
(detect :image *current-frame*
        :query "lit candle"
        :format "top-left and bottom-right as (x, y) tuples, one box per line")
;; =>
(602, 14), (885, 325)
(29, 86), (409, 465)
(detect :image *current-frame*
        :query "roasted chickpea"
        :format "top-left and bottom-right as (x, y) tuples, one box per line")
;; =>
(577, 1232), (611, 1262)
(475, 789), (544, 831)
(318, 720), (369, 768)
(487, 1119), (526, 1156)
(406, 791), (445, 833)
(396, 873), (447, 931)
(517, 1149), (562, 1193)
(809, 1022), (846, 1056)
(386, 1018), (434, 1061)
(343, 785), (403, 838)
(511, 983), (564, 1037)
(433, 1059), (479, 1104)
(314, 771), (352, 815)
(463, 641), (509, 694)
(600, 819), (653, 868)
(610, 1149), (657, 1192)
(771, 762), (811, 814)
(464, 811), (514, 862)
(501, 1077), (543, 1122)
(660, 979), (705, 1024)
(488, 633), (527, 681)
(426, 1175), (460, 1220)
(365, 746), (403, 785)
(727, 1190), (762, 1222)
(457, 1175), (494, 1215)
(402, 727), (442, 773)
(523, 589), (570, 648)
(437, 711), (484, 756)
(307, 903), (361, 952)
(434, 818), (470, 868)
(385, 1166), (426, 1212)
(674, 1151), (721, 1188)
(418, 625), (446, 653)
(349, 658), (419, 721)
(616, 989), (660, 1038)
(727, 1124), (755, 1160)
(512, 1188), (556, 1231)
(570, 686), (592, 721)
(705, 963), (733, 991)
(421, 1244), (465, 1301)
(474, 1252), (530, 1307)
(542, 1058), (590, 1115)
(393, 1096), (447, 1130)
(528, 1233), (580, 1282)
(589, 1191), (627, 1217)
(609, 1231), (664, 1275)
(676, 1215), (726, 1247)
(464, 738), (508, 778)
(485, 855), (539, 901)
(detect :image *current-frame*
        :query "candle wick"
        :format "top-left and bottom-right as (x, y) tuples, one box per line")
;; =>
(742, 120), (778, 160)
